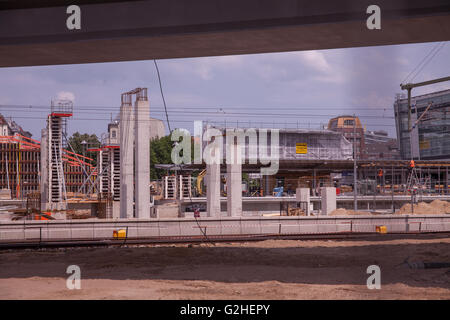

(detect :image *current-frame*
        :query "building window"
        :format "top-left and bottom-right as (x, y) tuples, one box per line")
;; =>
(344, 119), (355, 126)
(111, 130), (116, 138)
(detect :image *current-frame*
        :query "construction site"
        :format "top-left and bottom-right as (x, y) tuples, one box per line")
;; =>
(1, 0), (450, 302)
(0, 80), (449, 247)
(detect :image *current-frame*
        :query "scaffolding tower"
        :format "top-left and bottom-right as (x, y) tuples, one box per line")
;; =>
(45, 100), (73, 210)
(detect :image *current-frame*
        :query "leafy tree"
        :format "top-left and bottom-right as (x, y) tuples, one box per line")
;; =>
(150, 134), (174, 180)
(67, 132), (101, 166)
(150, 133), (196, 180)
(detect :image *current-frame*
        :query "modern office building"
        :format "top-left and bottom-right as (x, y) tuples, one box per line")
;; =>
(394, 88), (450, 160)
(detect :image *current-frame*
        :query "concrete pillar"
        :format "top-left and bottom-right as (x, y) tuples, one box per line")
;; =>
(120, 103), (134, 218)
(134, 98), (151, 219)
(296, 187), (310, 215)
(206, 162), (221, 217)
(40, 128), (49, 211)
(320, 187), (336, 215)
(227, 143), (242, 217)
(112, 201), (120, 219)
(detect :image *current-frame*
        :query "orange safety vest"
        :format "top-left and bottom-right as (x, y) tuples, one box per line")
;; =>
(410, 160), (415, 168)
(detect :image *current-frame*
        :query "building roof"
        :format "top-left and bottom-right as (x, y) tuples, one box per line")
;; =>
(0, 113), (32, 138)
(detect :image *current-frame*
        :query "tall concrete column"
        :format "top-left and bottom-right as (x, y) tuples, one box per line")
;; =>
(296, 187), (310, 216)
(40, 128), (49, 211)
(134, 98), (151, 219)
(120, 103), (134, 218)
(227, 143), (242, 217)
(206, 162), (221, 217)
(321, 187), (336, 215)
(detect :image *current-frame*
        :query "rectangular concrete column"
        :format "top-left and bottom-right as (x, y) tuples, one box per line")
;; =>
(296, 187), (310, 216)
(134, 99), (151, 219)
(206, 162), (221, 217)
(120, 103), (134, 218)
(321, 187), (336, 215)
(40, 128), (49, 211)
(227, 143), (242, 217)
(112, 201), (120, 219)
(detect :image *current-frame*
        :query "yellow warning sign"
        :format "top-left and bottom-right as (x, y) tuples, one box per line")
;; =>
(296, 143), (307, 154)
(419, 140), (430, 150)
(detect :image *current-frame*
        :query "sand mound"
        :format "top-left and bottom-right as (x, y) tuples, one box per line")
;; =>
(330, 208), (369, 215)
(396, 200), (450, 215)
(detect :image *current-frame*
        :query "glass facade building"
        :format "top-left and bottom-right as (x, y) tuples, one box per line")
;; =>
(394, 89), (450, 160)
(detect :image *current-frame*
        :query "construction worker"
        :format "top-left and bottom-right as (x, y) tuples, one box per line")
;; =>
(410, 160), (415, 168)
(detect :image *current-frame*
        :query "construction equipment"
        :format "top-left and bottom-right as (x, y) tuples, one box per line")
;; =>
(196, 169), (206, 196)
(273, 186), (284, 197)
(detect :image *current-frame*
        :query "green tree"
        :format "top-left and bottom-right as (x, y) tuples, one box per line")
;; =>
(150, 134), (174, 180)
(67, 132), (101, 166)
(150, 133), (196, 180)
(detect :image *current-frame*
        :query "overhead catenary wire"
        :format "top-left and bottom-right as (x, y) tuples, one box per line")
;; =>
(0, 103), (398, 111)
(409, 42), (447, 83)
(0, 115), (398, 128)
(153, 60), (172, 133)
(400, 41), (447, 85)
(0, 107), (396, 119)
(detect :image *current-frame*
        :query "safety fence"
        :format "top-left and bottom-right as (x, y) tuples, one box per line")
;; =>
(1, 215), (450, 244)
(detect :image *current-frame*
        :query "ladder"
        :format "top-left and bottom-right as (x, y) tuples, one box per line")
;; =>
(164, 176), (177, 199)
(405, 166), (420, 193)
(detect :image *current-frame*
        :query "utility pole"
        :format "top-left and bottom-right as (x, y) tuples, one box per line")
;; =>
(353, 114), (357, 212)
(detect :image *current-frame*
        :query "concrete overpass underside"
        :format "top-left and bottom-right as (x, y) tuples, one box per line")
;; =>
(1, 0), (449, 67)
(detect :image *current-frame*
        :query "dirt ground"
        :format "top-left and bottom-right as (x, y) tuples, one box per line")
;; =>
(1, 236), (450, 300)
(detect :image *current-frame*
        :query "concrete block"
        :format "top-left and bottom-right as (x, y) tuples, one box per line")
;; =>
(179, 221), (205, 236)
(321, 187), (336, 215)
(206, 162), (221, 217)
(112, 201), (120, 219)
(317, 224), (338, 233)
(299, 224), (319, 234)
(136, 225), (160, 237)
(93, 227), (115, 238)
(220, 219), (241, 235)
(296, 188), (310, 202)
(0, 229), (24, 241)
(71, 226), (94, 239)
(158, 221), (181, 236)
(260, 221), (280, 234)
(155, 203), (180, 218)
(240, 220), (261, 234)
(47, 228), (70, 239)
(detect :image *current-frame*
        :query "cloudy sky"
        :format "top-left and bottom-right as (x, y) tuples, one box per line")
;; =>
(0, 41), (449, 140)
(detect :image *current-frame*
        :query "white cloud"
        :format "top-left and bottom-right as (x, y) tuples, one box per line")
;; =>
(299, 50), (332, 73)
(56, 91), (75, 102)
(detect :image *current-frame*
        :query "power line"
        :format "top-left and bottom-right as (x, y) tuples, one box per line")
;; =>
(0, 104), (395, 111)
(1, 115), (398, 127)
(0, 107), (395, 119)
(409, 42), (447, 83)
(401, 42), (447, 85)
(154, 60), (172, 133)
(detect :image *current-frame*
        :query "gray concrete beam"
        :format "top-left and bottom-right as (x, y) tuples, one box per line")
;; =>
(1, 0), (449, 67)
